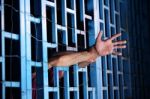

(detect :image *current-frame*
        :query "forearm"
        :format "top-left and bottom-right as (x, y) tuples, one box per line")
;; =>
(48, 47), (99, 68)
(78, 61), (91, 68)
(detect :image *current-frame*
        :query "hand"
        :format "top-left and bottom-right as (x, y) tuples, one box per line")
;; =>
(95, 31), (127, 56)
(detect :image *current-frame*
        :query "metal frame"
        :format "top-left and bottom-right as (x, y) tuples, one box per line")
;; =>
(0, 0), (130, 99)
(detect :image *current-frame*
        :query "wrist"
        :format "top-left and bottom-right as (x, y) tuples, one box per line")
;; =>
(93, 45), (100, 56)
(88, 46), (99, 62)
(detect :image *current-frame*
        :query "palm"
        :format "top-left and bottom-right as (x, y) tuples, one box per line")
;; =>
(95, 32), (126, 56)
(96, 39), (113, 56)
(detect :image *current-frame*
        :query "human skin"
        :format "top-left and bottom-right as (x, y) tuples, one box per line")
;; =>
(32, 31), (127, 98)
(48, 31), (126, 68)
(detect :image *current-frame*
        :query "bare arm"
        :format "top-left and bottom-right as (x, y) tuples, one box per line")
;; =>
(48, 47), (98, 68)
(48, 31), (127, 68)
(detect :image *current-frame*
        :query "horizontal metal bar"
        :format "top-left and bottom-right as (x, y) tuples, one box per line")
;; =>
(103, 37), (108, 40)
(115, 11), (119, 15)
(45, 1), (55, 7)
(66, 8), (75, 14)
(78, 68), (87, 72)
(104, 6), (109, 10)
(118, 71), (123, 75)
(121, 56), (128, 60)
(102, 87), (108, 90)
(4, 31), (19, 40)
(123, 86), (128, 90)
(31, 61), (42, 67)
(88, 87), (95, 91)
(57, 25), (66, 31)
(76, 30), (85, 35)
(69, 87), (78, 91)
(106, 70), (113, 74)
(3, 81), (20, 87)
(48, 87), (59, 92)
(46, 42), (57, 48)
(56, 67), (69, 71)
(112, 55), (117, 58)
(113, 87), (119, 90)
(121, 28), (126, 32)
(30, 16), (41, 23)
(85, 14), (92, 20)
(110, 24), (115, 27)
(67, 46), (77, 51)
(99, 19), (104, 23)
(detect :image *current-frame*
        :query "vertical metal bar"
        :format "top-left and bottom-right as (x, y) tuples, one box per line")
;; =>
(92, 88), (96, 99)
(61, 0), (66, 26)
(64, 69), (70, 99)
(93, 0), (102, 99)
(64, 0), (70, 99)
(20, 0), (27, 98)
(53, 67), (60, 99)
(118, 1), (124, 99)
(108, 0), (115, 98)
(83, 71), (88, 99)
(31, 0), (45, 98)
(42, 1), (49, 99)
(82, 0), (87, 49)
(64, 0), (68, 47)
(99, 0), (107, 99)
(113, 0), (120, 98)
(1, 0), (5, 98)
(24, 0), (32, 98)
(53, 0), (58, 52)
(73, 65), (79, 99)
(108, 74), (114, 99)
(74, 0), (78, 49)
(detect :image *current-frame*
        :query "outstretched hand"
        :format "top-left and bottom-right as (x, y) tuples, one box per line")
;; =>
(95, 31), (127, 56)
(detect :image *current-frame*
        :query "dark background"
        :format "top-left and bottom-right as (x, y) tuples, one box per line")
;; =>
(128, 0), (150, 98)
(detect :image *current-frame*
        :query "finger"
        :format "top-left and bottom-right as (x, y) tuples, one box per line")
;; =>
(114, 45), (126, 49)
(111, 33), (121, 40)
(112, 51), (122, 56)
(97, 31), (103, 40)
(113, 40), (127, 45)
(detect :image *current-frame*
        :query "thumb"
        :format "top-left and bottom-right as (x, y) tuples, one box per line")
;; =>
(97, 31), (103, 41)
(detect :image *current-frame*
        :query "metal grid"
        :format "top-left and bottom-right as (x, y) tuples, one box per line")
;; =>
(0, 0), (131, 99)
(99, 0), (131, 99)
